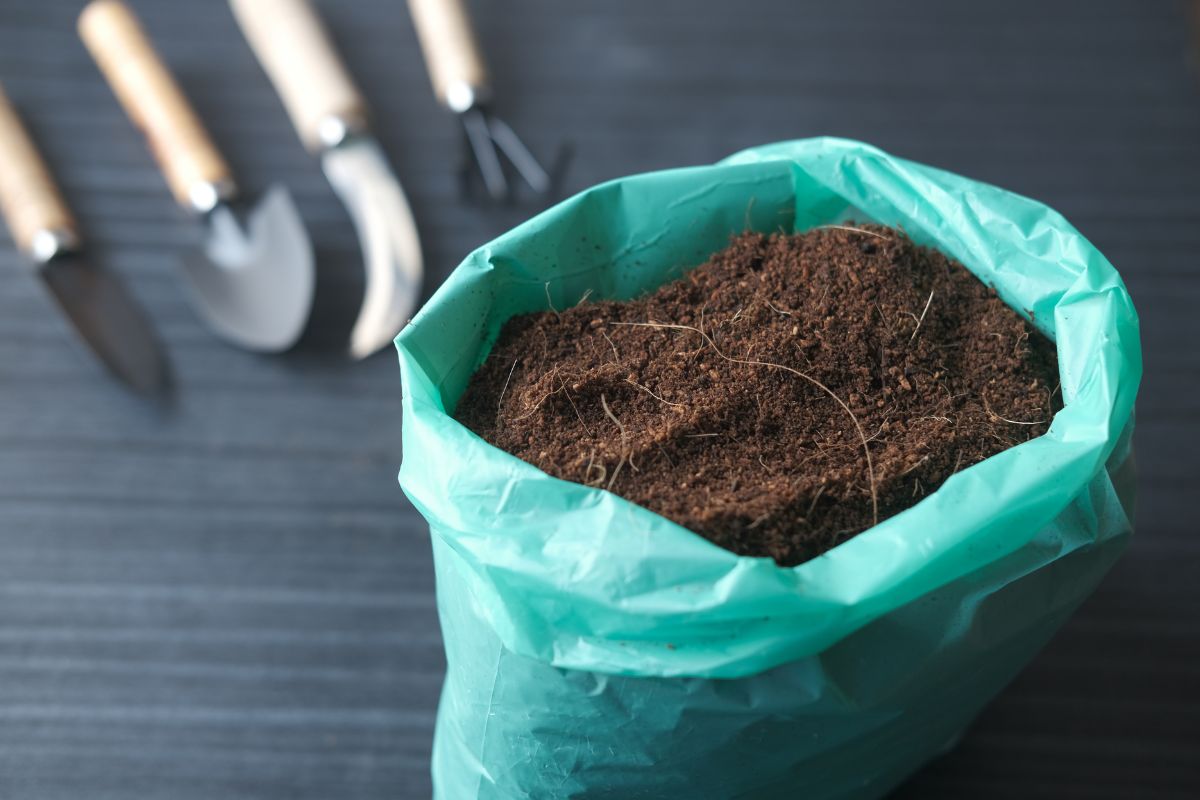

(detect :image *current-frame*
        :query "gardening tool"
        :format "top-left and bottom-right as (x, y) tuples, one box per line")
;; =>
(78, 0), (314, 353)
(229, 0), (423, 360)
(407, 0), (551, 201)
(0, 83), (168, 394)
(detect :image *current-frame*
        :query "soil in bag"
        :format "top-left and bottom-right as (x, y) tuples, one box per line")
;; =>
(456, 225), (1060, 566)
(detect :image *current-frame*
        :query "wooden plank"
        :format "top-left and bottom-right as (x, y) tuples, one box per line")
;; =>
(0, 0), (1197, 797)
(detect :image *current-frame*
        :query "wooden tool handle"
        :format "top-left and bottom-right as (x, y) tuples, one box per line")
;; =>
(407, 0), (489, 110)
(0, 84), (76, 256)
(229, 0), (367, 153)
(79, 0), (233, 211)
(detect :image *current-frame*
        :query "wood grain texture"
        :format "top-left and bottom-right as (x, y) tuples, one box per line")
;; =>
(0, 83), (74, 253)
(0, 0), (1198, 798)
(78, 0), (233, 209)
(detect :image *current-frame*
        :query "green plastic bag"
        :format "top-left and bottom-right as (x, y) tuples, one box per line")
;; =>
(397, 138), (1141, 799)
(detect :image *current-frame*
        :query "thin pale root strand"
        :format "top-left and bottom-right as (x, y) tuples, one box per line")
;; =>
(611, 319), (879, 526)
(600, 393), (634, 487)
(495, 358), (519, 419)
(815, 224), (892, 241)
(625, 377), (684, 408)
(506, 366), (564, 422)
(982, 394), (1051, 426)
(909, 289), (935, 343)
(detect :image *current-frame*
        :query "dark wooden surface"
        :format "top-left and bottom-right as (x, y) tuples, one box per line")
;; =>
(0, 1), (1197, 797)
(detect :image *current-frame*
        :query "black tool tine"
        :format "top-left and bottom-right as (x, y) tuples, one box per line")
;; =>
(546, 140), (575, 199)
(486, 115), (551, 195)
(461, 107), (508, 201)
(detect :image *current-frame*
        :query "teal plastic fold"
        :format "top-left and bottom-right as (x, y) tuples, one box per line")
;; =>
(397, 138), (1141, 798)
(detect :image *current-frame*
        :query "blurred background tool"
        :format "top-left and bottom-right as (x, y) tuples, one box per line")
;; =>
(2, 3), (1197, 798)
(408, 0), (552, 202)
(230, 0), (423, 360)
(0, 82), (168, 394)
(78, 0), (314, 354)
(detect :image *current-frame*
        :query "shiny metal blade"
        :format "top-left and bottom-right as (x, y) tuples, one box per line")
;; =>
(183, 185), (314, 353)
(40, 254), (169, 394)
(322, 137), (423, 360)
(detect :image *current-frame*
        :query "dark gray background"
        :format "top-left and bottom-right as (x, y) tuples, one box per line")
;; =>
(0, 0), (1197, 797)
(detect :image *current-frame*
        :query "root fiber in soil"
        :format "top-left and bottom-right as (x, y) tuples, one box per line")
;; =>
(455, 225), (1059, 566)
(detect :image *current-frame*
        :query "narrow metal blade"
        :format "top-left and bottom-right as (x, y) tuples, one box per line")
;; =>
(183, 185), (314, 353)
(39, 254), (169, 394)
(321, 138), (423, 360)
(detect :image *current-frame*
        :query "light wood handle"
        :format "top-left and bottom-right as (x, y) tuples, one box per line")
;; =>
(79, 0), (233, 211)
(407, 0), (489, 110)
(0, 84), (76, 255)
(229, 0), (366, 153)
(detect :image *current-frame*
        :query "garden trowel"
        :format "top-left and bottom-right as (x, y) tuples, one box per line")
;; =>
(230, 0), (423, 360)
(0, 82), (168, 394)
(79, 0), (314, 353)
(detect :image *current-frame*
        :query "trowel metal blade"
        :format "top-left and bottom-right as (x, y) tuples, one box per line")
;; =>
(182, 185), (314, 353)
(41, 253), (170, 395)
(321, 137), (423, 360)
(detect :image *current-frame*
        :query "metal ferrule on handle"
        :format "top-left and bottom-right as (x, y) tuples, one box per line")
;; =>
(0, 84), (78, 262)
(407, 0), (490, 112)
(228, 0), (368, 154)
(78, 0), (236, 214)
